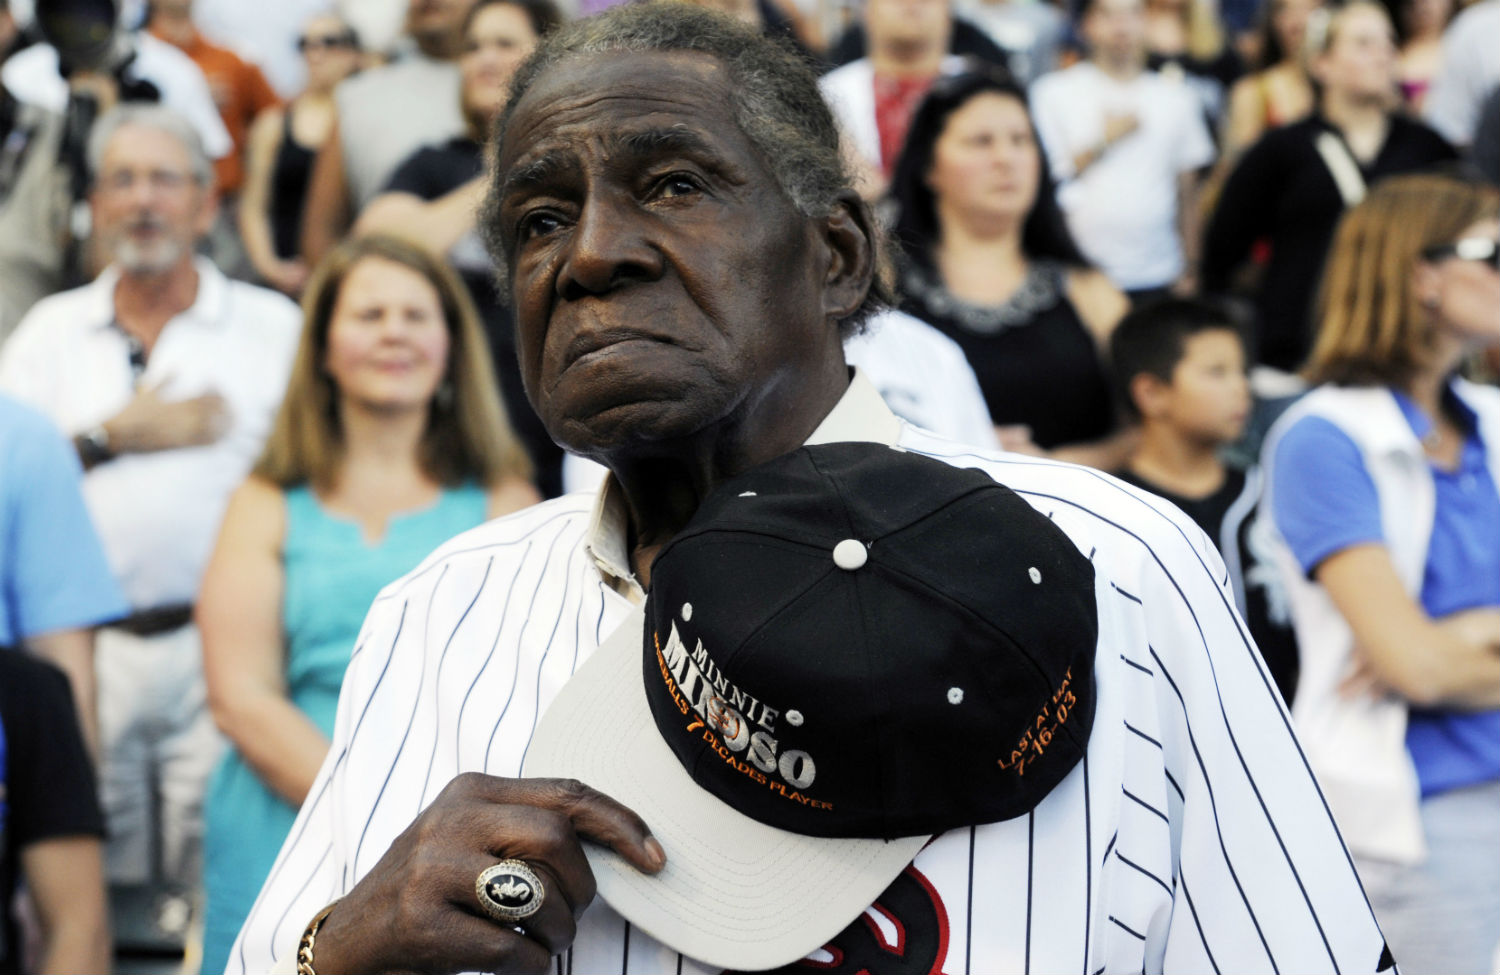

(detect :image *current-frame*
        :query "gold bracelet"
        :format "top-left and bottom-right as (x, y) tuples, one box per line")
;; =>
(296, 898), (342, 975)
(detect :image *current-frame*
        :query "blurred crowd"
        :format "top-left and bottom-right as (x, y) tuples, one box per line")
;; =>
(0, 0), (1495, 972)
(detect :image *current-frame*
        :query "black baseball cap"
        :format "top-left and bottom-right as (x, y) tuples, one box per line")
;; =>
(525, 442), (1097, 969)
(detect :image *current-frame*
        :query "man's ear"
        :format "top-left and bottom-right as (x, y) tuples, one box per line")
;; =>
(819, 190), (878, 322)
(1130, 371), (1169, 420)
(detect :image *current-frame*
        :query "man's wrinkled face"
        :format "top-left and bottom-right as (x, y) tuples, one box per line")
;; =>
(91, 124), (214, 275)
(492, 51), (831, 458)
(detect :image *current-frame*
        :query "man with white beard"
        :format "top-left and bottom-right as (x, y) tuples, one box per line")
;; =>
(0, 103), (300, 946)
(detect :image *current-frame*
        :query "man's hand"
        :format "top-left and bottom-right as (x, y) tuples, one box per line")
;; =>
(68, 72), (121, 116)
(1071, 112), (1140, 176)
(1102, 111), (1140, 145)
(311, 773), (665, 975)
(103, 380), (231, 454)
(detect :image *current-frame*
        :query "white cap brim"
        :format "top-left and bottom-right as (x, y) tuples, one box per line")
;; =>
(523, 606), (929, 971)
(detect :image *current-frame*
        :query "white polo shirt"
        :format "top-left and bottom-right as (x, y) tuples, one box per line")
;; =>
(0, 258), (300, 609)
(1030, 62), (1216, 291)
(234, 372), (1390, 975)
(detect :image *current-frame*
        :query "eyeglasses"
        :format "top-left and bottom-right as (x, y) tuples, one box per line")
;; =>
(1422, 237), (1500, 271)
(297, 33), (356, 53)
(97, 168), (197, 194)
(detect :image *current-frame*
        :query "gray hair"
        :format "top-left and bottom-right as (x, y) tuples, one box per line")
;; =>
(87, 104), (214, 188)
(481, 2), (891, 334)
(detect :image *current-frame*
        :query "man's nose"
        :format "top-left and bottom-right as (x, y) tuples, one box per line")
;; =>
(556, 193), (665, 299)
(123, 175), (160, 206)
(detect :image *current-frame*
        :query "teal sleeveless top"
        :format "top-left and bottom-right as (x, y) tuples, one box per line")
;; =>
(278, 483), (487, 727)
(201, 483), (489, 975)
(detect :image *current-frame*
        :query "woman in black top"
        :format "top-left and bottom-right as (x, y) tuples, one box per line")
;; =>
(1202, 0), (1456, 375)
(889, 69), (1132, 469)
(238, 13), (360, 296)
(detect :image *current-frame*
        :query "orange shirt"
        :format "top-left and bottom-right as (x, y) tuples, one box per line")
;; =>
(150, 27), (280, 194)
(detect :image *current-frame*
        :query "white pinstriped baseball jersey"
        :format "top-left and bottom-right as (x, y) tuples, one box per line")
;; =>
(232, 373), (1394, 975)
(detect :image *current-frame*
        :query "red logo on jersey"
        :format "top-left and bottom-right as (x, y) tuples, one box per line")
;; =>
(744, 866), (952, 975)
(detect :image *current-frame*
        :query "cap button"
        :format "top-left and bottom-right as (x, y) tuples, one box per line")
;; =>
(833, 539), (867, 570)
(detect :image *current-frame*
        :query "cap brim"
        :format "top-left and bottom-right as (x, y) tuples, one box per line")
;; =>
(523, 606), (929, 971)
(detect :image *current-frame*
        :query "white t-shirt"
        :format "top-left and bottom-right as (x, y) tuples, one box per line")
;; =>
(1030, 62), (1215, 290)
(334, 55), (465, 208)
(1, 33), (233, 159)
(235, 374), (1390, 975)
(0, 259), (300, 608)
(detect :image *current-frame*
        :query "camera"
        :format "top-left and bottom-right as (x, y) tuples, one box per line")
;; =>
(35, 0), (125, 76)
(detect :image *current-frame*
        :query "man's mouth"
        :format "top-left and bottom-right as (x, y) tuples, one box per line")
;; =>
(560, 328), (667, 369)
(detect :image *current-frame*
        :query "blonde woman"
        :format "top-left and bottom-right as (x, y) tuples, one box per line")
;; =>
(1261, 173), (1500, 974)
(196, 235), (538, 973)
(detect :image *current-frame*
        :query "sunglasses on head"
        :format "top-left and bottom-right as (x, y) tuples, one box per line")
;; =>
(297, 33), (356, 53)
(1422, 236), (1500, 270)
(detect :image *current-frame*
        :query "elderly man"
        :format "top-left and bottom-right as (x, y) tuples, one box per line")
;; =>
(0, 104), (300, 945)
(234, 8), (1390, 974)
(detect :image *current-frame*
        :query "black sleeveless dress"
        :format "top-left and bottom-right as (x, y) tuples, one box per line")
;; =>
(898, 259), (1115, 450)
(269, 111), (316, 260)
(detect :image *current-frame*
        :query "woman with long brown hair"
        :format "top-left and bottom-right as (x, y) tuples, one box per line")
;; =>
(195, 234), (538, 973)
(1261, 172), (1500, 973)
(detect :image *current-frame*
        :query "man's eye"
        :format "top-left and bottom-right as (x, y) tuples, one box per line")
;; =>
(518, 211), (563, 241)
(654, 173), (703, 199)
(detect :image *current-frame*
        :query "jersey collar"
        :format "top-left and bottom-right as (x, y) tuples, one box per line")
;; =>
(582, 368), (905, 600)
